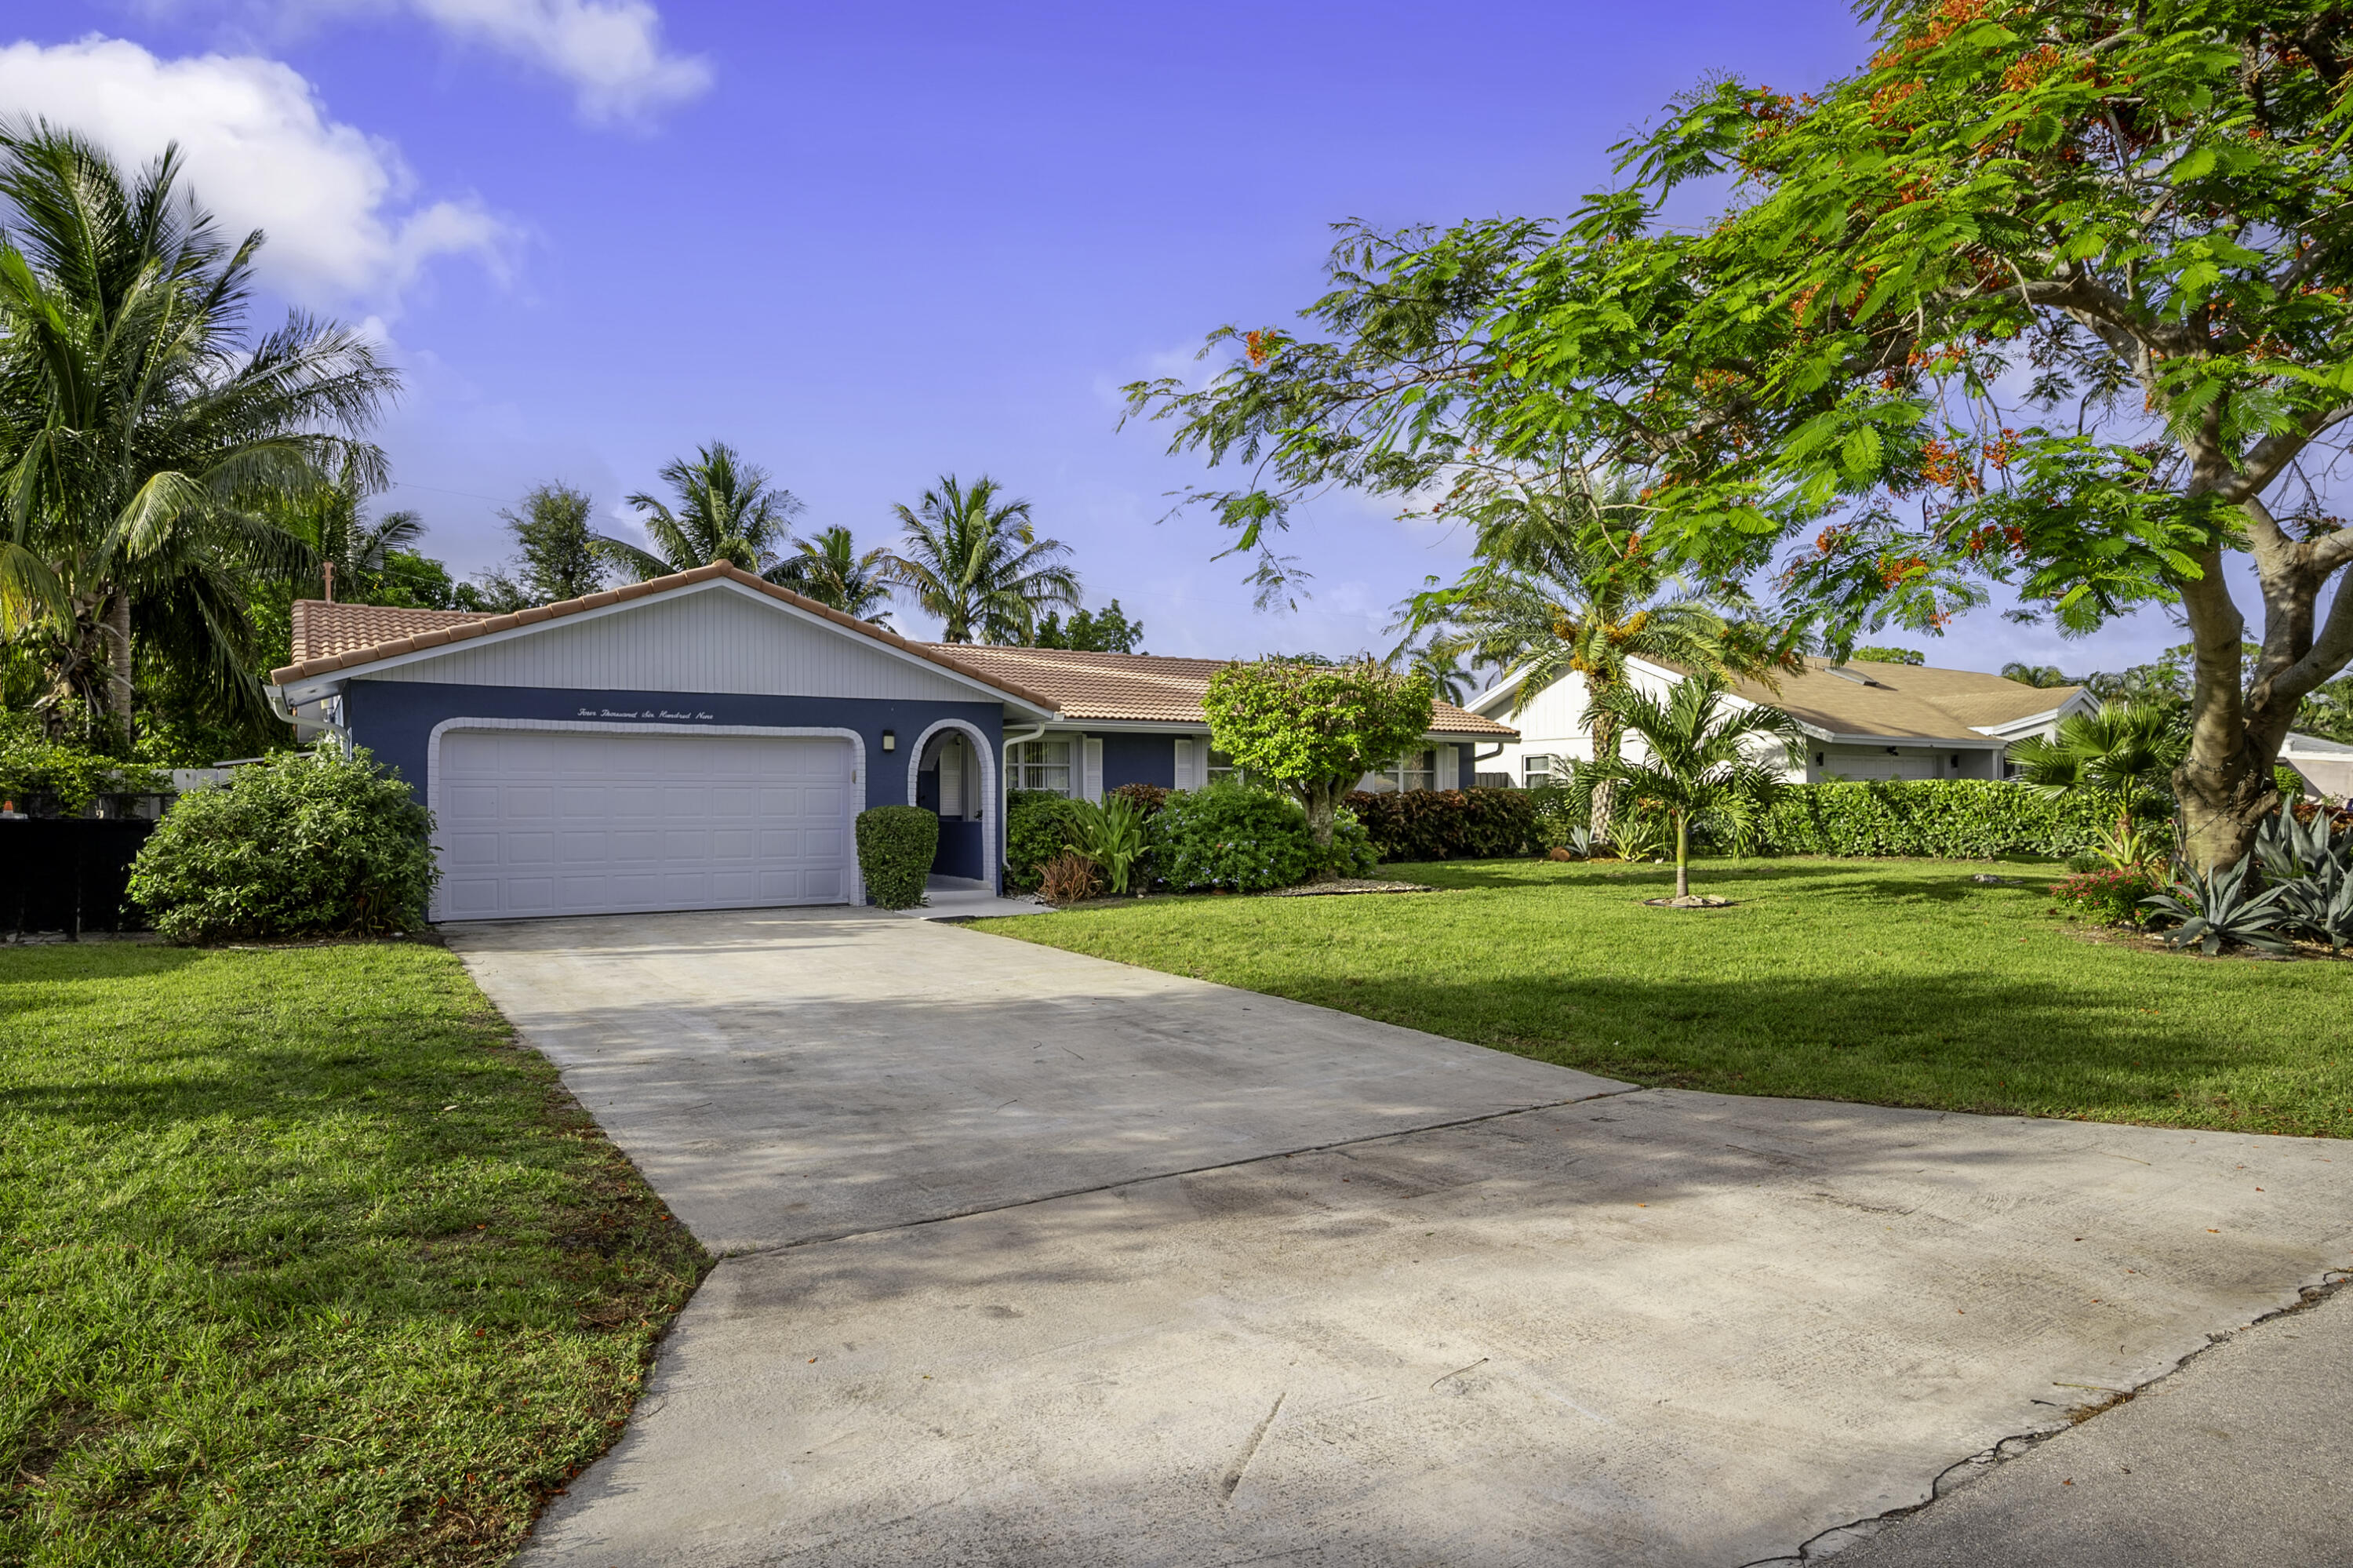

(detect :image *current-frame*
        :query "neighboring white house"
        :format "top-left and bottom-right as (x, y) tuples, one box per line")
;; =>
(1465, 654), (2099, 785)
(2283, 733), (2353, 802)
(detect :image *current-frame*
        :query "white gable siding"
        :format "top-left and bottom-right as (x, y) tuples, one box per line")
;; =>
(353, 584), (982, 702)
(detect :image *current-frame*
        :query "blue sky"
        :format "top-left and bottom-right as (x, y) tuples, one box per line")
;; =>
(12, 1), (2191, 674)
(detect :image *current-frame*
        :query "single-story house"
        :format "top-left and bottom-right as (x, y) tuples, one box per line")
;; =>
(266, 563), (1515, 921)
(1467, 654), (2097, 787)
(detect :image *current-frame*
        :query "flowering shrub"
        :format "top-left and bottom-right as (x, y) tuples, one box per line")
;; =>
(1149, 784), (1320, 892)
(2049, 864), (2166, 927)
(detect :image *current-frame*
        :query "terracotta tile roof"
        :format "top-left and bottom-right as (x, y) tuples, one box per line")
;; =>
(1724, 657), (2081, 741)
(924, 644), (1518, 737)
(269, 563), (1064, 711)
(292, 600), (496, 662)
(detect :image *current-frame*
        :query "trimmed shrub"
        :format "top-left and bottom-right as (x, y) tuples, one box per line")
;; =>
(2049, 864), (2166, 926)
(1108, 781), (1169, 817)
(1323, 808), (1380, 879)
(127, 747), (436, 943)
(1006, 790), (1085, 893)
(1757, 780), (2141, 859)
(855, 805), (938, 908)
(1344, 787), (1537, 861)
(1150, 784), (1319, 892)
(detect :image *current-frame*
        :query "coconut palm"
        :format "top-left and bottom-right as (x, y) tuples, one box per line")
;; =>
(1393, 636), (1471, 705)
(595, 442), (802, 580)
(0, 122), (394, 737)
(881, 474), (1078, 644)
(271, 464), (423, 601)
(1566, 672), (1802, 900)
(769, 524), (894, 624)
(2001, 661), (2076, 689)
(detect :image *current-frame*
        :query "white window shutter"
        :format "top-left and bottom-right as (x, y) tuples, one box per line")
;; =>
(1174, 737), (1197, 790)
(1083, 737), (1104, 803)
(1437, 743), (1459, 790)
(939, 737), (963, 817)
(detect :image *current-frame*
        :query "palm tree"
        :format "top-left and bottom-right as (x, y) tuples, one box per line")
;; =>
(0, 122), (395, 737)
(881, 474), (1078, 643)
(2001, 661), (2076, 689)
(1568, 672), (1802, 900)
(1401, 472), (1791, 830)
(1392, 636), (1471, 705)
(271, 464), (424, 601)
(2009, 701), (2184, 800)
(595, 442), (802, 580)
(769, 525), (894, 624)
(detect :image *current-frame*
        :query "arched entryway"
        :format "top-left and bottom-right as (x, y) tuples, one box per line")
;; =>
(906, 719), (997, 889)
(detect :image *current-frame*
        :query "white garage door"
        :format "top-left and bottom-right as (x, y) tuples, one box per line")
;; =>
(435, 728), (854, 920)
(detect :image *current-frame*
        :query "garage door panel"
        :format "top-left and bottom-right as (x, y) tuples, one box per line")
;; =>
(435, 729), (857, 919)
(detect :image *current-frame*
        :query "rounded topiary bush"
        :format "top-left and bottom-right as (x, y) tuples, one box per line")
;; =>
(856, 805), (938, 908)
(128, 746), (438, 944)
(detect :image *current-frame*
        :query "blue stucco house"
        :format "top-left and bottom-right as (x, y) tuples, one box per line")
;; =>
(268, 564), (1516, 920)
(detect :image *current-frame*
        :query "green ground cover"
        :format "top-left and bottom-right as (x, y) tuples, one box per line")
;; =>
(0, 940), (707, 1566)
(980, 857), (2353, 1138)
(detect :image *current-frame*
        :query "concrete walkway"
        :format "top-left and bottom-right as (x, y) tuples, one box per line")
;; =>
(445, 909), (2353, 1568)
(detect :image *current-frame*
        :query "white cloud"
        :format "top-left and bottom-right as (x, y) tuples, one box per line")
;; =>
(402, 0), (711, 123)
(144, 0), (712, 122)
(0, 36), (514, 307)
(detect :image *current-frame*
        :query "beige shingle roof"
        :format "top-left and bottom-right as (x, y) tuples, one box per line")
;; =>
(1724, 657), (2080, 741)
(269, 563), (1064, 711)
(928, 644), (1517, 737)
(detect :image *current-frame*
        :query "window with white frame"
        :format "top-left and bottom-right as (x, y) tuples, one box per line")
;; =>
(1522, 753), (1562, 788)
(1362, 748), (1438, 794)
(1009, 738), (1074, 795)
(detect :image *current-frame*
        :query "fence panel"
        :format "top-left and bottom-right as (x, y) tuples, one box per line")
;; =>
(0, 818), (155, 936)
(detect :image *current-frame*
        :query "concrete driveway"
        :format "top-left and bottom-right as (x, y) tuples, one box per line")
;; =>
(449, 909), (2353, 1568)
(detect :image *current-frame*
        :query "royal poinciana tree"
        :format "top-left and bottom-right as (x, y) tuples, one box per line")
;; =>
(1128, 0), (2353, 871)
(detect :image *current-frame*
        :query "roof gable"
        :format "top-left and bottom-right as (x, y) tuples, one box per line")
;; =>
(271, 564), (1060, 712)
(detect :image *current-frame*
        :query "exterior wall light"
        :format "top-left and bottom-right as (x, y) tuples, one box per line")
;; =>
(881, 729), (896, 752)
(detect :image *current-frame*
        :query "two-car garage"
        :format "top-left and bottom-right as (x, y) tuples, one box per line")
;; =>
(434, 727), (857, 920)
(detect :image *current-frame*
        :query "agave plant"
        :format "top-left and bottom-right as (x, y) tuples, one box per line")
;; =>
(2092, 813), (2169, 870)
(2141, 859), (2293, 956)
(2253, 805), (2348, 883)
(2275, 865), (2353, 953)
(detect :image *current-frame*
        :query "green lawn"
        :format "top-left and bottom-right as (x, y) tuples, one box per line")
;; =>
(0, 940), (708, 1567)
(979, 857), (2353, 1138)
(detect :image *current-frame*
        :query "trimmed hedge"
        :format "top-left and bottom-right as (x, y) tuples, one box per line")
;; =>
(855, 805), (937, 908)
(1006, 790), (1084, 893)
(1344, 787), (1537, 861)
(1757, 780), (2141, 859)
(127, 747), (436, 943)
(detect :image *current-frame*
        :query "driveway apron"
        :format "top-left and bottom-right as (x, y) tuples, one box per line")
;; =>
(448, 909), (2353, 1568)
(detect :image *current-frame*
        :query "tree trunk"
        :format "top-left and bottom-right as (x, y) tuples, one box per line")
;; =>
(100, 588), (135, 746)
(2173, 547), (2281, 872)
(1586, 692), (1618, 842)
(1673, 810), (1690, 900)
(1301, 779), (1338, 850)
